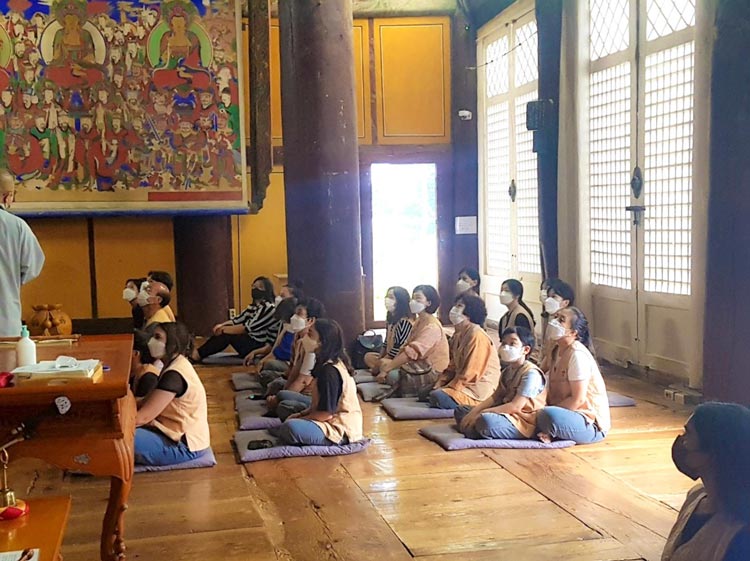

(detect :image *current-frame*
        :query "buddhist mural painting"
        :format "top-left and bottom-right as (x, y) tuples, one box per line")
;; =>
(0, 0), (248, 214)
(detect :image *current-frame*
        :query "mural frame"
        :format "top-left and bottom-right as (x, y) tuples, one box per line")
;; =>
(0, 0), (250, 217)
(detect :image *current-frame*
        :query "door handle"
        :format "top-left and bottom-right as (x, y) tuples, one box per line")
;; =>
(625, 205), (646, 226)
(508, 179), (517, 202)
(631, 166), (643, 199)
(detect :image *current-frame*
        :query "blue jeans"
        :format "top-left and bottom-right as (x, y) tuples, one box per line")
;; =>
(429, 389), (461, 410)
(454, 406), (526, 440)
(134, 427), (204, 466)
(536, 406), (606, 444)
(277, 391), (313, 421)
(277, 419), (346, 446)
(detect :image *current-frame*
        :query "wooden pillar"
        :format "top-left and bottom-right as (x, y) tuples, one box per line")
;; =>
(173, 217), (234, 336)
(451, 12), (479, 279)
(703, 0), (750, 404)
(535, 0), (562, 280)
(278, 0), (365, 342)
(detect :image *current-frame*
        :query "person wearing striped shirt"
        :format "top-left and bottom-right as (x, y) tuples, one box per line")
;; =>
(191, 277), (277, 362)
(364, 286), (414, 374)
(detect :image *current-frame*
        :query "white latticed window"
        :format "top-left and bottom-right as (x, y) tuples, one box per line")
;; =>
(588, 0), (695, 295)
(478, 4), (541, 291)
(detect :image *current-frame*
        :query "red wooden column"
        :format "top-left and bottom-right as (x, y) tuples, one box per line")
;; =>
(278, 0), (365, 342)
(173, 216), (234, 336)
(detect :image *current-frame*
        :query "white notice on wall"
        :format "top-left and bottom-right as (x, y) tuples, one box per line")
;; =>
(454, 216), (478, 235)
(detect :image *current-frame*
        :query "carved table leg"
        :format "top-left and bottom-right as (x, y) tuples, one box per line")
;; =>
(100, 474), (133, 561)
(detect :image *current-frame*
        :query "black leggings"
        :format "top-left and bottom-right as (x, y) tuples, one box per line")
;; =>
(197, 333), (265, 359)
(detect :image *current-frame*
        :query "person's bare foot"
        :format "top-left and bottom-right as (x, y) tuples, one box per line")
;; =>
(537, 432), (552, 443)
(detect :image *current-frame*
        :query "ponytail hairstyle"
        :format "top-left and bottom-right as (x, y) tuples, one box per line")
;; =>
(502, 278), (535, 326)
(566, 307), (595, 357)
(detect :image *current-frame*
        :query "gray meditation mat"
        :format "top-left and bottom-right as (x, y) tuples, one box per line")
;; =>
(357, 381), (393, 402)
(231, 372), (263, 391)
(353, 370), (378, 384)
(419, 425), (576, 451)
(203, 352), (246, 366)
(607, 391), (637, 407)
(237, 402), (282, 430)
(135, 447), (217, 472)
(381, 397), (456, 420)
(233, 430), (371, 463)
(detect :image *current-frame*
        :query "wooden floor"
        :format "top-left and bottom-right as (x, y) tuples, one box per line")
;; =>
(8, 364), (694, 561)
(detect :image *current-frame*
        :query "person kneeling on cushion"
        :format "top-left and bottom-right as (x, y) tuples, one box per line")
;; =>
(134, 322), (211, 466)
(455, 326), (546, 440)
(277, 319), (364, 446)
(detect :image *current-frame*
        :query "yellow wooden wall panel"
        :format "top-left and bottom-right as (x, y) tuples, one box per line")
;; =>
(353, 19), (372, 144)
(374, 17), (451, 144)
(233, 171), (288, 308)
(270, 19), (371, 145)
(93, 218), (176, 318)
(20, 219), (92, 321)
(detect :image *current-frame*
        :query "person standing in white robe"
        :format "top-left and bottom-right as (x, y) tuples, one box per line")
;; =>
(0, 170), (45, 336)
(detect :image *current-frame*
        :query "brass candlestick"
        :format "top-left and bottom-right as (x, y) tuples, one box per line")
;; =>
(0, 449), (16, 508)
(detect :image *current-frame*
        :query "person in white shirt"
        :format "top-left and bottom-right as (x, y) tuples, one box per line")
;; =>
(0, 170), (44, 336)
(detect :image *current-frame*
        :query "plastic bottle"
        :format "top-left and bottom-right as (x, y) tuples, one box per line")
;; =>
(16, 326), (37, 368)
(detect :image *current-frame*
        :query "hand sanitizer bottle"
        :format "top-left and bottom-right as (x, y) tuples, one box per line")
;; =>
(16, 326), (37, 368)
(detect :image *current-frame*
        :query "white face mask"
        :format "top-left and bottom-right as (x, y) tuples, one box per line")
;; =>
(384, 297), (396, 313)
(300, 352), (316, 375)
(122, 287), (137, 302)
(547, 319), (567, 341)
(274, 295), (282, 306)
(449, 306), (466, 326)
(544, 297), (561, 315)
(289, 314), (307, 333)
(409, 299), (426, 314)
(147, 337), (166, 359)
(136, 289), (151, 307)
(499, 291), (514, 305)
(456, 279), (471, 294)
(499, 344), (524, 363)
(301, 335), (317, 354)
(540, 290), (548, 304)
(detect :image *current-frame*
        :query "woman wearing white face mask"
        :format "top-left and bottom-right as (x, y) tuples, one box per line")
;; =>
(428, 294), (501, 410)
(363, 286), (414, 374)
(536, 307), (610, 445)
(539, 279), (575, 371)
(134, 322), (212, 467)
(455, 326), (546, 439)
(498, 279), (536, 334)
(261, 298), (326, 402)
(376, 285), (449, 398)
(123, 277), (147, 328)
(456, 267), (481, 297)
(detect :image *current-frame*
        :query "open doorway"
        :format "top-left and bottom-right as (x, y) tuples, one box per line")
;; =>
(369, 163), (439, 322)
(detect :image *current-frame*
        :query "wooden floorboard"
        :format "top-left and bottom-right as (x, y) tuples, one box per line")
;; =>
(4, 363), (691, 561)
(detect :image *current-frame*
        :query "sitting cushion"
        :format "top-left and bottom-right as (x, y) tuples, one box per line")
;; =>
(233, 430), (371, 463)
(235, 390), (265, 410)
(202, 352), (246, 366)
(232, 372), (263, 391)
(381, 397), (456, 420)
(135, 447), (217, 473)
(357, 381), (393, 402)
(353, 370), (378, 384)
(607, 391), (637, 407)
(237, 403), (282, 430)
(419, 425), (576, 451)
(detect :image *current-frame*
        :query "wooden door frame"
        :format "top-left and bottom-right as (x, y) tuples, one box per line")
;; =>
(359, 145), (454, 329)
